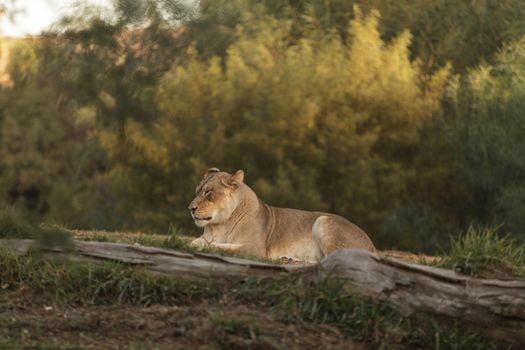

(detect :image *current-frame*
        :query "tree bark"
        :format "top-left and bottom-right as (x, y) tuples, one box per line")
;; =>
(1, 239), (524, 343)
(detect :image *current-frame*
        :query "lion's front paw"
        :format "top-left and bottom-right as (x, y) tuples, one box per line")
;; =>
(190, 237), (208, 249)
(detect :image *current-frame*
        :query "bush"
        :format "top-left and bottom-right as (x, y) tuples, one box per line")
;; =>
(440, 226), (525, 278)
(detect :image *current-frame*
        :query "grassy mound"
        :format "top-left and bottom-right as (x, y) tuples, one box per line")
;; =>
(1, 211), (523, 348)
(0, 247), (512, 349)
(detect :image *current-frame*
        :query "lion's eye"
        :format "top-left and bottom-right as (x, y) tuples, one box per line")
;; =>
(203, 190), (212, 198)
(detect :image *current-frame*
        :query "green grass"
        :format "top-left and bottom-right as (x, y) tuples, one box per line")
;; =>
(132, 223), (194, 251)
(78, 231), (276, 264)
(0, 248), (511, 349)
(439, 226), (525, 278)
(134, 232), (193, 251)
(75, 230), (224, 256)
(0, 247), (221, 306)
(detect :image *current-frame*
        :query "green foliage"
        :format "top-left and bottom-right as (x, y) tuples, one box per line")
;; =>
(497, 185), (525, 236)
(447, 38), (525, 238)
(187, 0), (525, 73)
(0, 0), (193, 231)
(2, 0), (196, 231)
(357, 0), (525, 72)
(0, 38), (105, 225)
(45, 0), (189, 131)
(376, 202), (453, 252)
(2, 0), (525, 251)
(6, 39), (37, 83)
(100, 8), (449, 233)
(440, 226), (525, 278)
(113, 0), (192, 25)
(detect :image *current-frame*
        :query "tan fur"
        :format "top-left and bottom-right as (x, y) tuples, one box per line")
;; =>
(188, 168), (375, 262)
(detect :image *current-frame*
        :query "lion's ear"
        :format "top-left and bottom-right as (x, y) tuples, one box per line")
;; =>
(204, 167), (220, 178)
(228, 170), (245, 188)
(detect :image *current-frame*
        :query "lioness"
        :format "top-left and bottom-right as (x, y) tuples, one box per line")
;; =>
(189, 168), (375, 262)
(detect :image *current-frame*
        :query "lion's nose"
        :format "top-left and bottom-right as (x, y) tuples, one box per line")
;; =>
(189, 205), (198, 213)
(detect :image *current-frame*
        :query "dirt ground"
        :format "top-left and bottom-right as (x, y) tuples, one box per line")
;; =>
(0, 294), (363, 350)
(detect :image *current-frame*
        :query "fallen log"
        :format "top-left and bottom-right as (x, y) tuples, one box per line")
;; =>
(320, 249), (525, 343)
(0, 239), (303, 281)
(1, 238), (524, 343)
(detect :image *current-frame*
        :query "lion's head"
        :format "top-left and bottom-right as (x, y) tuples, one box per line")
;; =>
(188, 168), (245, 227)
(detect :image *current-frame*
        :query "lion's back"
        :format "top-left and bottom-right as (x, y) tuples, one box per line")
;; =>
(265, 206), (375, 260)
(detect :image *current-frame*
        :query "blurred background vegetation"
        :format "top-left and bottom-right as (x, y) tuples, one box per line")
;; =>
(1, 0), (525, 253)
